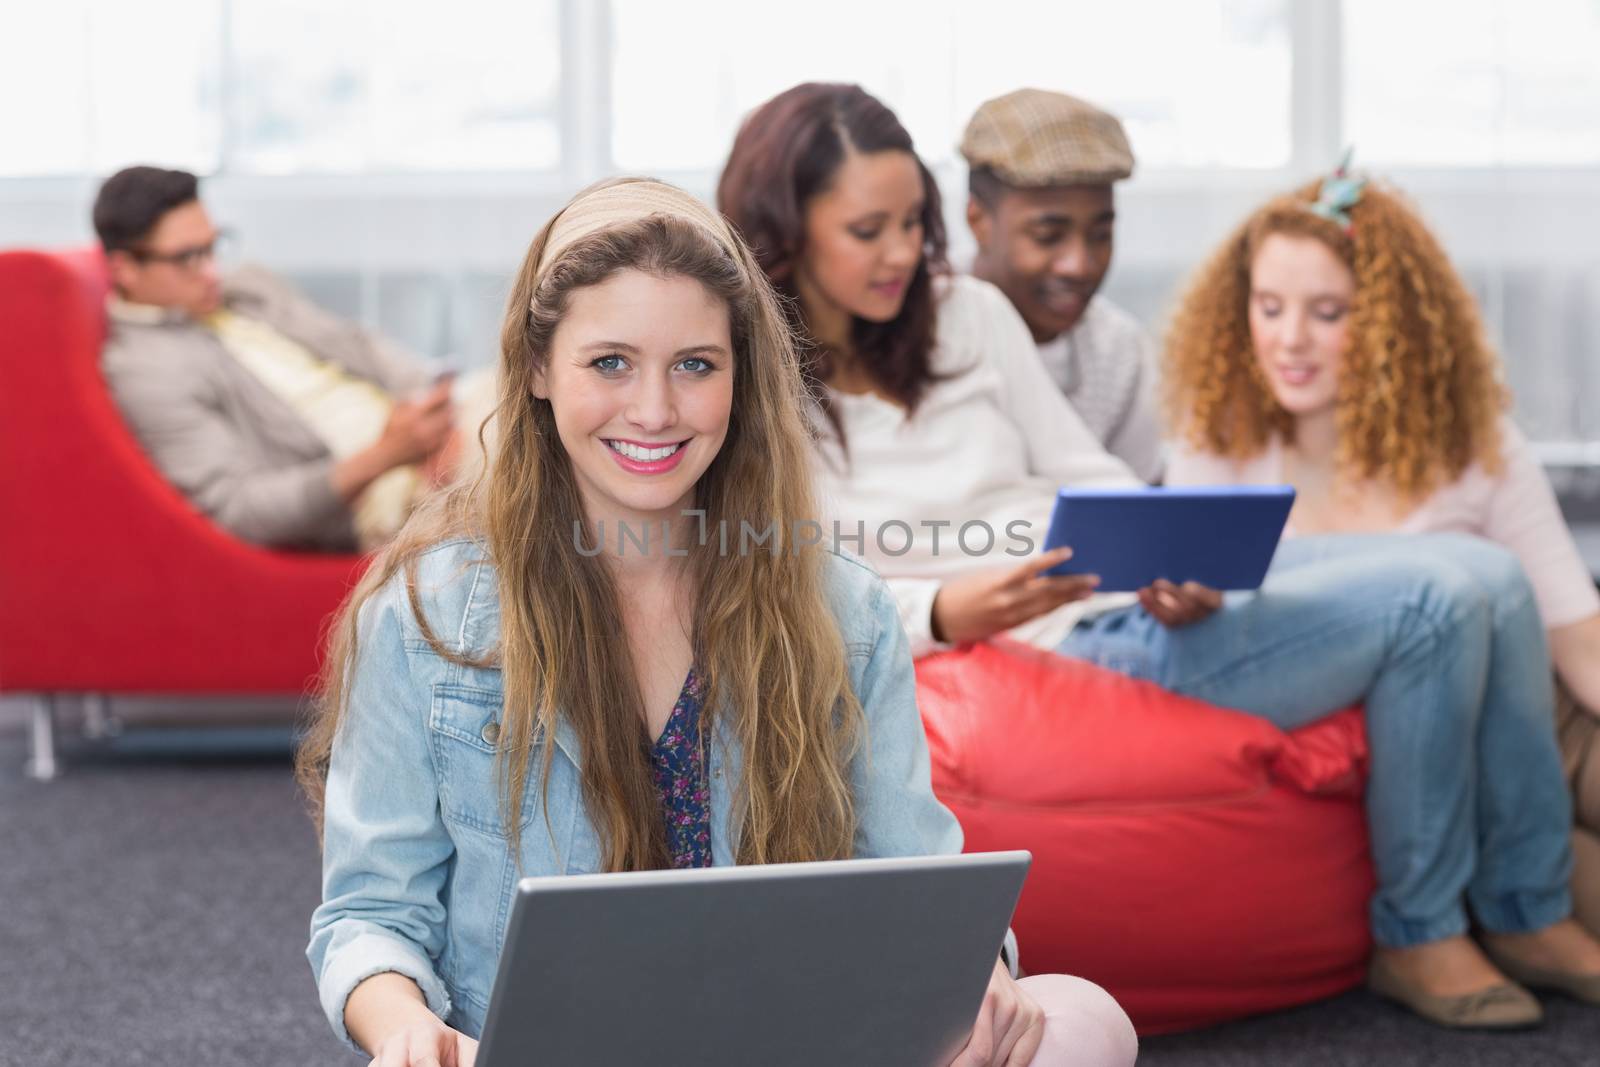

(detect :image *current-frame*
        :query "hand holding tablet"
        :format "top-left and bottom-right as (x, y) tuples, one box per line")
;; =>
(1137, 578), (1225, 627)
(931, 548), (1100, 645)
(1042, 486), (1296, 593)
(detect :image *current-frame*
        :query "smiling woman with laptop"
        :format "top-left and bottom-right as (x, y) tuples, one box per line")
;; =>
(296, 178), (1136, 1067)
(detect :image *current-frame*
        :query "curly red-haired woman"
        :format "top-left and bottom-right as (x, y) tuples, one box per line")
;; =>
(1165, 165), (1600, 1022)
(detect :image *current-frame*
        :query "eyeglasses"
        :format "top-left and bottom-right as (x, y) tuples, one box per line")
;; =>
(129, 228), (234, 272)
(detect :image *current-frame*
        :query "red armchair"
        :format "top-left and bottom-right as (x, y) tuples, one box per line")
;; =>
(0, 248), (368, 778)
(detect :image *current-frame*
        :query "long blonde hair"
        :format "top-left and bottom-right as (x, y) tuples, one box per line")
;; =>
(296, 178), (864, 869)
(1164, 179), (1506, 501)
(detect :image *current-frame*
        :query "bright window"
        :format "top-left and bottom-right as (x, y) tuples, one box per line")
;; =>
(229, 0), (561, 174)
(0, 0), (560, 178)
(610, 0), (1292, 172)
(1345, 0), (1600, 166)
(949, 0), (1291, 169)
(0, 1), (221, 176)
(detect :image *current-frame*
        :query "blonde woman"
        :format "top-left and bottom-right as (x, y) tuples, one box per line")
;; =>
(298, 179), (1135, 1067)
(1165, 164), (1600, 1022)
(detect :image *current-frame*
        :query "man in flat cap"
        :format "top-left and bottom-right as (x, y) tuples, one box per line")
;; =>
(962, 89), (1163, 482)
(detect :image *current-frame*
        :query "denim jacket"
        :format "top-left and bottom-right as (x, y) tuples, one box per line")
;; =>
(307, 539), (964, 1049)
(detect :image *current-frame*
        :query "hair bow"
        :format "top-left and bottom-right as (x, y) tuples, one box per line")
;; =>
(1306, 147), (1366, 233)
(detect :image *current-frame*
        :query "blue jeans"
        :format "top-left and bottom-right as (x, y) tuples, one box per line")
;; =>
(1057, 532), (1574, 948)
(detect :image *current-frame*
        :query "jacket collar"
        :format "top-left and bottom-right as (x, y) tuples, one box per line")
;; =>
(105, 293), (193, 328)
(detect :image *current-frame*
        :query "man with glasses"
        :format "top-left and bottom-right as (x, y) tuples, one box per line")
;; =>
(95, 165), (466, 551)
(961, 90), (1164, 483)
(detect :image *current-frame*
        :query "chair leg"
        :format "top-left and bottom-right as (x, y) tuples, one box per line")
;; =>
(24, 695), (59, 781)
(82, 693), (120, 739)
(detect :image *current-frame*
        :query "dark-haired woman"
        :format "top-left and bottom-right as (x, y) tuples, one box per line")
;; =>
(718, 83), (1599, 1028)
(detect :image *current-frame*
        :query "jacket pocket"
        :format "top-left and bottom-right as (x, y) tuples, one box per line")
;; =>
(429, 683), (535, 837)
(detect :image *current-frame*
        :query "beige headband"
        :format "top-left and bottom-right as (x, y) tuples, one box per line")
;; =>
(533, 177), (741, 288)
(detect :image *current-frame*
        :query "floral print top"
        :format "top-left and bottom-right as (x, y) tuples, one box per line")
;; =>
(650, 668), (712, 868)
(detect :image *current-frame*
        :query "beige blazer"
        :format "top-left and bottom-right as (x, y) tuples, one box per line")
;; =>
(101, 265), (433, 551)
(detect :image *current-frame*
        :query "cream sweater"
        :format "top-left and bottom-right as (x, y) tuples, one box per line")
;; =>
(812, 276), (1140, 657)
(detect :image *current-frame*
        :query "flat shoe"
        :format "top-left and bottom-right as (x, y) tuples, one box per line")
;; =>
(1481, 941), (1600, 1005)
(1368, 956), (1543, 1029)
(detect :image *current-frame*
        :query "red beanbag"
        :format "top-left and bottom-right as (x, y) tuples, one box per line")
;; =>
(916, 638), (1374, 1035)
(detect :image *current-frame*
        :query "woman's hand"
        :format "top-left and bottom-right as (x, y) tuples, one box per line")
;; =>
(946, 957), (1046, 1067)
(367, 1020), (478, 1067)
(380, 379), (457, 469)
(931, 548), (1100, 645)
(1137, 579), (1222, 628)
(348, 973), (477, 1067)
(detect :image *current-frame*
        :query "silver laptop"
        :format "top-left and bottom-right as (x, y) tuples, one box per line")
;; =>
(475, 850), (1031, 1067)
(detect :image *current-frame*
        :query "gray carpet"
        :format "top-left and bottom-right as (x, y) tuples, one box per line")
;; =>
(4, 728), (1599, 1066)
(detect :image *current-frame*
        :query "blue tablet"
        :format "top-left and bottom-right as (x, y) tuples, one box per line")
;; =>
(1042, 485), (1295, 592)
